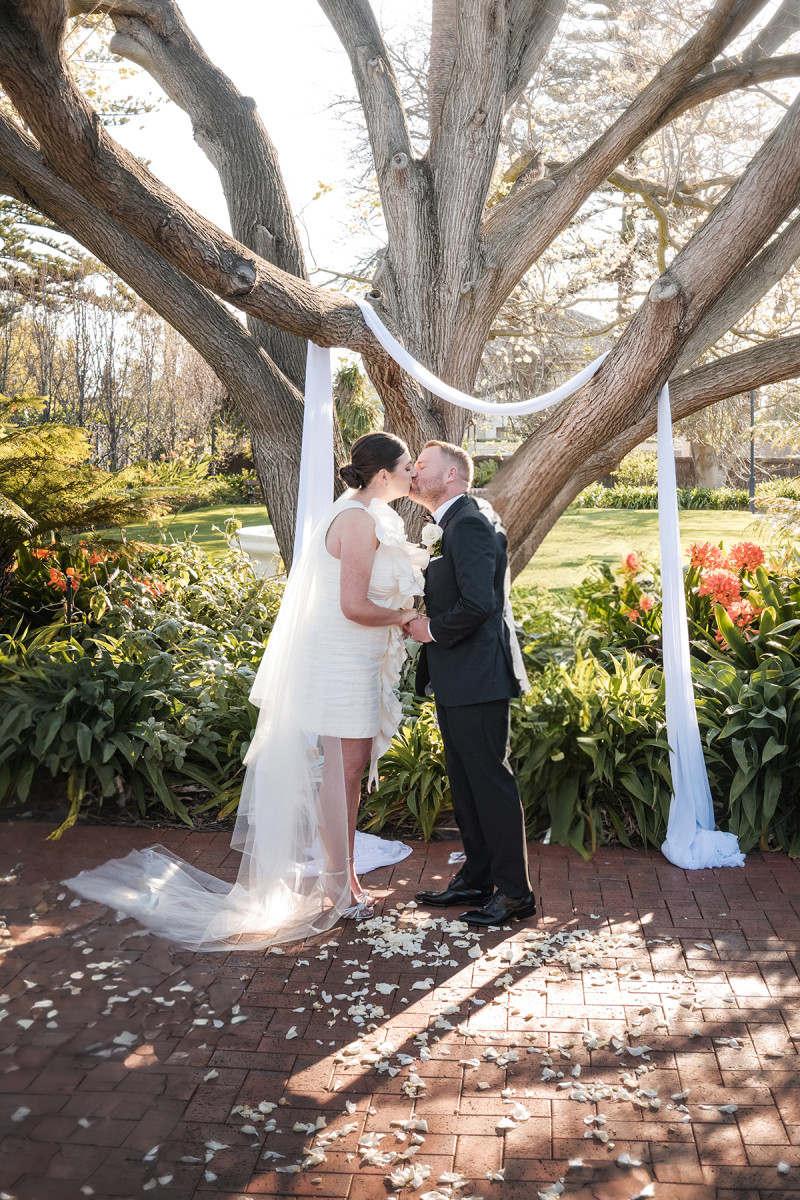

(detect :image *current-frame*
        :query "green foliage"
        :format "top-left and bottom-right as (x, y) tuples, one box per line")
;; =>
(511, 651), (672, 856)
(361, 702), (452, 840)
(472, 459), (500, 488)
(695, 657), (800, 853)
(573, 478), (800, 511)
(333, 361), (382, 453)
(611, 450), (659, 488)
(0, 534), (282, 831)
(0, 396), (156, 582)
(125, 457), (260, 512)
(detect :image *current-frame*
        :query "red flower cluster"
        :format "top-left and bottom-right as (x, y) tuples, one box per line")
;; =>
(31, 548), (52, 560)
(727, 541), (765, 573)
(688, 542), (727, 571)
(689, 540), (765, 576)
(622, 552), (641, 574)
(48, 567), (80, 593)
(132, 574), (166, 600)
(698, 568), (742, 607)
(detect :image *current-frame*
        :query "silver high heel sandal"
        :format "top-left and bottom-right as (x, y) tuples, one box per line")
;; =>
(342, 855), (375, 920)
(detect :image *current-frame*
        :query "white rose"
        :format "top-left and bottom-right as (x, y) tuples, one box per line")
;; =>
(421, 523), (443, 548)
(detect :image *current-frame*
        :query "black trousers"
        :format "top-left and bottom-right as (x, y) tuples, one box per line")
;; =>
(436, 698), (531, 899)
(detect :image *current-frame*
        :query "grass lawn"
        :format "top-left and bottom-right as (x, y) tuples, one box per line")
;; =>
(113, 503), (761, 589)
(516, 508), (761, 589)
(110, 504), (267, 552)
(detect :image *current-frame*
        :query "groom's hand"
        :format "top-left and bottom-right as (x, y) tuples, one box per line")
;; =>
(406, 615), (434, 643)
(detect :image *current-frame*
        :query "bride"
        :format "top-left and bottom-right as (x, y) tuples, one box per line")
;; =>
(65, 432), (427, 950)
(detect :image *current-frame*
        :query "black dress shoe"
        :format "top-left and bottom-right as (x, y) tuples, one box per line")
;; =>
(461, 891), (537, 927)
(415, 873), (493, 908)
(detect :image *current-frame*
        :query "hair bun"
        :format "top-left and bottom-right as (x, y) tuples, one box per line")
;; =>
(339, 462), (364, 488)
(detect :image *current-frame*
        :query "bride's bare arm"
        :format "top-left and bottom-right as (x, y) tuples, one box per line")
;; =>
(327, 509), (415, 627)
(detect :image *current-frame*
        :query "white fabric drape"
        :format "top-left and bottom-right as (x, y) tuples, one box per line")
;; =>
(65, 494), (415, 950)
(297, 298), (744, 871)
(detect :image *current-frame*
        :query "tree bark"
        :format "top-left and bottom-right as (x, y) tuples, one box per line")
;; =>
(71, 0), (310, 391)
(0, 112), (304, 560)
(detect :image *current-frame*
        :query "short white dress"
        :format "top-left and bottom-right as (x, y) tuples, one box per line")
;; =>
(303, 497), (427, 777)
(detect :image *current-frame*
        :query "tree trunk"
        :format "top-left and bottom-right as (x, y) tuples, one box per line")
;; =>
(690, 440), (728, 488)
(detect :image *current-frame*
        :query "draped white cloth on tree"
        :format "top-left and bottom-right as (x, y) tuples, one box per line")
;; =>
(297, 298), (745, 872)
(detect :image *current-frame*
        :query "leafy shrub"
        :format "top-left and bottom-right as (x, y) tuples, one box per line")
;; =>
(361, 702), (452, 840)
(511, 651), (672, 855)
(0, 397), (157, 591)
(611, 449), (659, 488)
(695, 656), (800, 854)
(472, 459), (500, 488)
(0, 532), (283, 832)
(573, 477), (800, 511)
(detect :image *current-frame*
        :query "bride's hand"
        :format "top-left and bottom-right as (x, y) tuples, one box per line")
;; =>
(396, 608), (419, 627)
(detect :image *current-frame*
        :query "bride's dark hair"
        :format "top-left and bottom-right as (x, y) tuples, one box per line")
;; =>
(339, 432), (408, 489)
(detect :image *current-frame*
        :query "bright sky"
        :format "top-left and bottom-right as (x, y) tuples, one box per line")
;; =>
(112, 1), (429, 280)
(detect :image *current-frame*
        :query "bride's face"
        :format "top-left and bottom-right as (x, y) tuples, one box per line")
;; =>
(385, 451), (415, 500)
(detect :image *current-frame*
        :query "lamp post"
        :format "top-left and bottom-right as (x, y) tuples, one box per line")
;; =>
(749, 389), (756, 514)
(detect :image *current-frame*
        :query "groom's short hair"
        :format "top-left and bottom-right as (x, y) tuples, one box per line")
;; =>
(423, 440), (474, 486)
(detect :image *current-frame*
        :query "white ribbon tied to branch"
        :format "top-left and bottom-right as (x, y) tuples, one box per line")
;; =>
(295, 297), (745, 871)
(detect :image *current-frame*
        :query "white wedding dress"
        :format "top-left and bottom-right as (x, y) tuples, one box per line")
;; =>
(64, 494), (427, 950)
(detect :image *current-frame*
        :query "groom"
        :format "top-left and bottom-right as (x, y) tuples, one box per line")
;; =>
(405, 441), (536, 927)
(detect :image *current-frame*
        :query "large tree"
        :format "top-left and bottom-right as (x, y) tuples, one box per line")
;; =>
(1, 0), (800, 572)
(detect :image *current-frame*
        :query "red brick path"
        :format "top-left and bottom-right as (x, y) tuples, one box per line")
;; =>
(1, 823), (799, 1199)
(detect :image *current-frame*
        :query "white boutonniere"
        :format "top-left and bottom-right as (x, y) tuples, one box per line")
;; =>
(421, 522), (443, 558)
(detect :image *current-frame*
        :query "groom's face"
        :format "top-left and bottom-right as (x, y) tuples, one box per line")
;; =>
(410, 446), (449, 507)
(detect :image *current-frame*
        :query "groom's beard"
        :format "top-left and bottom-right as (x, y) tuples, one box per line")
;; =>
(410, 478), (447, 510)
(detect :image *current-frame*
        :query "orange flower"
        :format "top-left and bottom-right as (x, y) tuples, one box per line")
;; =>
(48, 568), (68, 593)
(727, 541), (765, 574)
(31, 548), (52, 560)
(627, 609), (640, 622)
(623, 552), (640, 574)
(688, 542), (726, 571)
(698, 568), (742, 607)
(88, 554), (104, 567)
(639, 595), (654, 611)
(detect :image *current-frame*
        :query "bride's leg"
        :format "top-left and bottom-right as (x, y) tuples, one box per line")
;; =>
(341, 736), (373, 900)
(318, 736), (348, 883)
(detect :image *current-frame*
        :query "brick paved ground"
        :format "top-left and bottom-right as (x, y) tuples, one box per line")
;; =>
(1, 823), (799, 1200)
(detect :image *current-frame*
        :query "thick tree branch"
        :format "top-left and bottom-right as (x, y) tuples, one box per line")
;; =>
(480, 0), (769, 320)
(0, 0), (376, 353)
(0, 109), (307, 558)
(501, 334), (800, 577)
(317, 0), (426, 246)
(428, 0), (456, 132)
(486, 83), (800, 566)
(674, 207), (800, 373)
(506, 0), (568, 109)
(71, 0), (309, 390)
(427, 1), (508, 335)
(740, 0), (800, 63)
(654, 53), (800, 131)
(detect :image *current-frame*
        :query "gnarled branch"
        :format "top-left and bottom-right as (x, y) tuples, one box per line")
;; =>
(480, 0), (769, 324)
(71, 0), (309, 389)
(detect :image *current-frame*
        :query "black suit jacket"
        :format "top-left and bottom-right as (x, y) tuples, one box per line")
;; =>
(415, 494), (520, 707)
